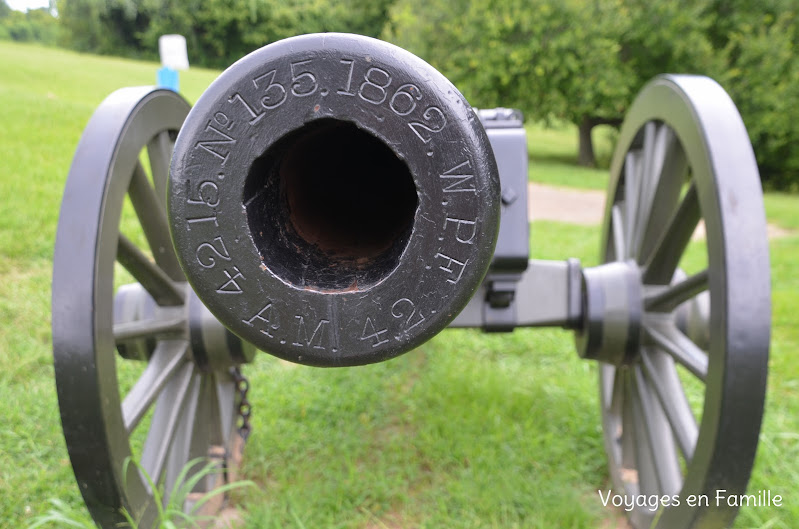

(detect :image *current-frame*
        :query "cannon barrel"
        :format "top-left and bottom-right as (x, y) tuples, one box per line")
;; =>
(168, 33), (501, 366)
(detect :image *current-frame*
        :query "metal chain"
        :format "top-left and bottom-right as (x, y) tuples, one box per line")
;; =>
(231, 366), (252, 441)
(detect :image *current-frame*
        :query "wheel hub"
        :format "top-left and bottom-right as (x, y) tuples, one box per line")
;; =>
(113, 283), (255, 370)
(113, 283), (185, 360)
(186, 289), (256, 371)
(575, 260), (643, 366)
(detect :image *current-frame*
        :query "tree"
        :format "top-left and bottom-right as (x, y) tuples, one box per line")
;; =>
(576, 0), (720, 165)
(384, 0), (719, 167)
(56, 0), (145, 55)
(51, 0), (799, 186)
(715, 8), (799, 189)
(1, 2), (58, 44)
(57, 0), (396, 69)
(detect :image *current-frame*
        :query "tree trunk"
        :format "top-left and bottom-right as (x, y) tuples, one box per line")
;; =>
(578, 116), (596, 167)
(577, 115), (624, 168)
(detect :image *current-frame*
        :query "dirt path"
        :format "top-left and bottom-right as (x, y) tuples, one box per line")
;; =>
(529, 183), (605, 225)
(528, 182), (792, 240)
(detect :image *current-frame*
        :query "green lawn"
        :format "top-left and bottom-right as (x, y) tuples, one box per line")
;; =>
(526, 121), (614, 190)
(1, 41), (797, 529)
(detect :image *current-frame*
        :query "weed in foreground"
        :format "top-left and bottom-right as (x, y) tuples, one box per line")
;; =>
(26, 457), (255, 529)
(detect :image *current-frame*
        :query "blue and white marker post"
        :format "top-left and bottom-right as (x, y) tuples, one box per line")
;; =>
(157, 34), (189, 92)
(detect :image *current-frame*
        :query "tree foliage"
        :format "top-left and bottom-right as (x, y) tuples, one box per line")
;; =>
(49, 0), (799, 187)
(713, 4), (799, 189)
(385, 0), (719, 167)
(0, 2), (58, 45)
(385, 0), (799, 187)
(56, 0), (393, 68)
(56, 0), (147, 56)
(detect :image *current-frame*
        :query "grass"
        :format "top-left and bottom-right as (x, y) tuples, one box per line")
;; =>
(0, 40), (797, 529)
(27, 458), (255, 529)
(238, 222), (605, 529)
(526, 122), (614, 190)
(763, 192), (799, 232)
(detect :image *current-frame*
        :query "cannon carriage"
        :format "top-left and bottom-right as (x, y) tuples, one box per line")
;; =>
(52, 33), (770, 529)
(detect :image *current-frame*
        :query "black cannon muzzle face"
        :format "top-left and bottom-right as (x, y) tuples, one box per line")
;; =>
(244, 118), (418, 291)
(169, 33), (501, 366)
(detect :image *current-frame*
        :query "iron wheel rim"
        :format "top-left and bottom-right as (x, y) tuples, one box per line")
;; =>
(53, 87), (241, 527)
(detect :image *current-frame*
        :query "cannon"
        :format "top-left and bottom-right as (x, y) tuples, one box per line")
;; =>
(52, 34), (770, 529)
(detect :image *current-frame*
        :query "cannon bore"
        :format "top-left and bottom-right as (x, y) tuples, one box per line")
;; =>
(244, 118), (418, 291)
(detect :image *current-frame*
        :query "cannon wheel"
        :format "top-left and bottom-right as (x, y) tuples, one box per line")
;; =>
(598, 75), (770, 528)
(53, 87), (250, 528)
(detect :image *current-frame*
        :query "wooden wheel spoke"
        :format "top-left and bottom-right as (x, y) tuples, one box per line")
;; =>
(162, 373), (237, 504)
(638, 127), (688, 262)
(632, 365), (683, 496)
(128, 161), (183, 280)
(611, 204), (626, 262)
(644, 269), (709, 312)
(623, 151), (641, 259)
(644, 318), (708, 381)
(164, 373), (216, 502)
(114, 316), (186, 343)
(620, 371), (640, 494)
(205, 374), (226, 448)
(641, 349), (698, 461)
(140, 363), (198, 485)
(628, 372), (659, 498)
(642, 183), (700, 285)
(117, 234), (184, 306)
(215, 373), (237, 448)
(602, 364), (618, 411)
(631, 123), (660, 258)
(122, 340), (189, 433)
(147, 130), (175, 211)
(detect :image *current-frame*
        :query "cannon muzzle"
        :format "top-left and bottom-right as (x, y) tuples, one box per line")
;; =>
(169, 33), (500, 366)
